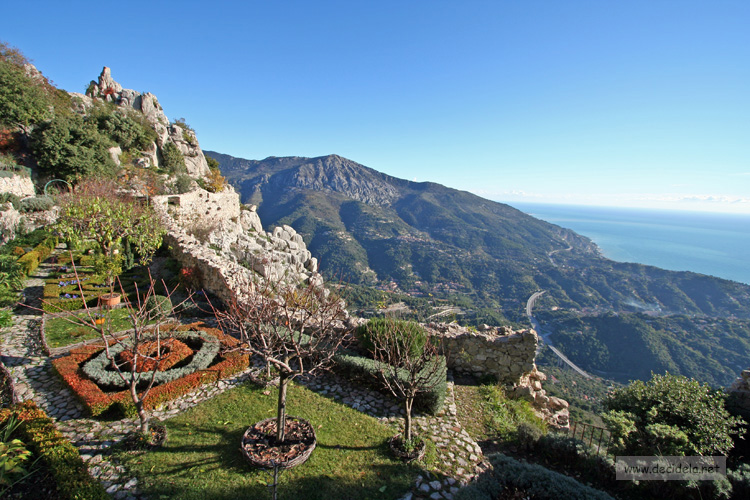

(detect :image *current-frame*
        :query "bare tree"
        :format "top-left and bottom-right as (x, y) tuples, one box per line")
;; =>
(363, 318), (445, 444)
(215, 275), (351, 442)
(39, 263), (189, 435)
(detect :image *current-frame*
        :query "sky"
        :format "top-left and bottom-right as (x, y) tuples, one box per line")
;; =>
(3, 0), (750, 213)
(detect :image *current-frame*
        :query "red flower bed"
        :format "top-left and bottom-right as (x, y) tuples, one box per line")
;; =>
(52, 323), (249, 417)
(119, 338), (193, 372)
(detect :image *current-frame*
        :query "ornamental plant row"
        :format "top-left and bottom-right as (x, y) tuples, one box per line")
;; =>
(51, 323), (250, 417)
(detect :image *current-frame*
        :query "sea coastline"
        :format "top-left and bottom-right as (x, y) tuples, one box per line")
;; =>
(509, 202), (750, 286)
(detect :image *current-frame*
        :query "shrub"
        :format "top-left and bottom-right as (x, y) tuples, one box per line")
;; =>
(17, 250), (40, 275)
(145, 294), (172, 320)
(30, 114), (116, 181)
(160, 142), (185, 174)
(173, 174), (193, 194)
(0, 401), (108, 500)
(455, 453), (614, 500)
(603, 373), (746, 456)
(0, 192), (20, 210)
(334, 351), (446, 415)
(19, 196), (54, 213)
(356, 317), (428, 359)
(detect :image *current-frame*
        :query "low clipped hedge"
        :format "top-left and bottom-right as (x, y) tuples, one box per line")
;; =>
(0, 401), (108, 500)
(455, 453), (613, 500)
(52, 323), (249, 417)
(16, 236), (58, 276)
(81, 331), (220, 389)
(334, 351), (447, 415)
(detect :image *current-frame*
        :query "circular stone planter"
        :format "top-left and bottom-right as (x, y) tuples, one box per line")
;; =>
(241, 416), (316, 470)
(389, 434), (426, 463)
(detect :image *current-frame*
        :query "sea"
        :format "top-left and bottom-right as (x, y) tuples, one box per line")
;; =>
(509, 202), (750, 286)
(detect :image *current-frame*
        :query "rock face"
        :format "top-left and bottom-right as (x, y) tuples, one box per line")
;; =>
(152, 187), (321, 303)
(727, 369), (750, 421)
(85, 67), (209, 177)
(0, 174), (35, 198)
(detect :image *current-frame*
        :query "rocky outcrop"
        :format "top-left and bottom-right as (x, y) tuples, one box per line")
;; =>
(512, 367), (570, 429)
(152, 187), (321, 300)
(85, 67), (209, 177)
(0, 174), (35, 198)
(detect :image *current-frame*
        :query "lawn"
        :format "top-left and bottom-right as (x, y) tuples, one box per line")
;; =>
(116, 380), (433, 500)
(44, 308), (145, 348)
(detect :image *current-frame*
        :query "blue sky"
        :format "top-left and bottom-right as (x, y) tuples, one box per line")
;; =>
(4, 0), (749, 213)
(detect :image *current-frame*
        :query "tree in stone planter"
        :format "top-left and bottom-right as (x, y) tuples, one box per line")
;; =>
(215, 275), (351, 445)
(358, 317), (445, 452)
(55, 178), (165, 291)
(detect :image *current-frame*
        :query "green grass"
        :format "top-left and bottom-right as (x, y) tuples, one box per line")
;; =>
(44, 309), (138, 348)
(116, 380), (432, 500)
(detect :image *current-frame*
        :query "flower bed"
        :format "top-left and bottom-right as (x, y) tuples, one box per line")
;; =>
(52, 323), (249, 417)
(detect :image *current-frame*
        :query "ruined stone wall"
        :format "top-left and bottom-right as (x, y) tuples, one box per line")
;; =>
(425, 323), (537, 384)
(727, 369), (750, 421)
(423, 322), (569, 429)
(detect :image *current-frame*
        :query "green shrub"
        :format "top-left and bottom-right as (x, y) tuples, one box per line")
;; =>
(0, 254), (23, 290)
(145, 294), (172, 320)
(455, 453), (614, 500)
(160, 142), (185, 174)
(334, 352), (447, 414)
(19, 196), (54, 213)
(0, 192), (20, 210)
(174, 174), (193, 194)
(479, 383), (546, 442)
(728, 464), (750, 500)
(356, 317), (428, 359)
(603, 373), (746, 456)
(30, 114), (116, 181)
(17, 250), (40, 276)
(0, 401), (108, 500)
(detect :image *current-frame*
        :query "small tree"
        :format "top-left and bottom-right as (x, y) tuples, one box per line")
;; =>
(603, 372), (746, 457)
(216, 275), (350, 443)
(360, 317), (445, 445)
(55, 179), (165, 288)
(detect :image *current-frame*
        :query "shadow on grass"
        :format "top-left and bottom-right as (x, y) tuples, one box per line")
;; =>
(123, 422), (423, 500)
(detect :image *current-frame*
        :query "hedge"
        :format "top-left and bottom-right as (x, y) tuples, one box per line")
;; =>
(455, 453), (614, 500)
(334, 351), (447, 415)
(0, 401), (108, 500)
(16, 236), (59, 276)
(52, 323), (249, 417)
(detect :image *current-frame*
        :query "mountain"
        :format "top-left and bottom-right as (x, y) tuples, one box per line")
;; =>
(207, 151), (750, 386)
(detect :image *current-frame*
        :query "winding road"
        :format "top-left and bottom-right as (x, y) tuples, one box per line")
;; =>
(526, 291), (593, 379)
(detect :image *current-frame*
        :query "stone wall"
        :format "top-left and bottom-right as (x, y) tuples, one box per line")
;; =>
(423, 321), (569, 429)
(426, 323), (537, 384)
(0, 174), (35, 197)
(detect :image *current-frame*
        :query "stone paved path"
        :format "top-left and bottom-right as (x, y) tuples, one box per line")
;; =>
(0, 261), (486, 500)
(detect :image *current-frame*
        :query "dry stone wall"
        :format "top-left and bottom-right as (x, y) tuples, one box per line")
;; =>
(423, 322), (569, 428)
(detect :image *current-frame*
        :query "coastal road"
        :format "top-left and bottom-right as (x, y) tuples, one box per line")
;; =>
(526, 291), (593, 379)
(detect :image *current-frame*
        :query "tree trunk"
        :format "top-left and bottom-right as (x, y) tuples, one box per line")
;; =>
(132, 388), (149, 435)
(276, 372), (289, 442)
(404, 396), (413, 443)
